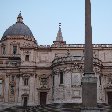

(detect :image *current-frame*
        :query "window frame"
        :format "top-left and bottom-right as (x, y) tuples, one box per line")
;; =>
(2, 46), (6, 55)
(25, 55), (29, 61)
(13, 45), (17, 55)
(24, 78), (29, 86)
(60, 71), (63, 84)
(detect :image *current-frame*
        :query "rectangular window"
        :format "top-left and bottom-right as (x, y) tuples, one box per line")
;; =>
(53, 76), (54, 86)
(2, 47), (6, 55)
(25, 55), (29, 61)
(60, 72), (63, 84)
(24, 78), (29, 86)
(0, 79), (3, 96)
(13, 46), (17, 55)
(99, 76), (101, 85)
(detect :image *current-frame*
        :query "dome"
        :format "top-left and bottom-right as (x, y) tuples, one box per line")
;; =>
(2, 13), (33, 38)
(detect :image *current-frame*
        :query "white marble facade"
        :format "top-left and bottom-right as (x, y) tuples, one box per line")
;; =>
(0, 13), (112, 109)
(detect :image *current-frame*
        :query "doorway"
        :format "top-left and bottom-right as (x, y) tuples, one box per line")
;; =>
(107, 92), (112, 105)
(40, 92), (47, 105)
(23, 97), (28, 107)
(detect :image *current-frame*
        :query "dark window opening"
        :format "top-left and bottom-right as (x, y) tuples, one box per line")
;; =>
(0, 79), (3, 96)
(25, 55), (29, 61)
(2, 47), (6, 55)
(53, 76), (54, 86)
(99, 76), (101, 85)
(13, 46), (17, 55)
(60, 71), (63, 84)
(24, 78), (29, 86)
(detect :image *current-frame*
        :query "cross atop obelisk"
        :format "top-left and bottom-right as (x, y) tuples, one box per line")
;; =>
(84, 0), (93, 73)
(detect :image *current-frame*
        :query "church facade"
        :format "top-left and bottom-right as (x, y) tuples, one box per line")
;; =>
(0, 13), (112, 108)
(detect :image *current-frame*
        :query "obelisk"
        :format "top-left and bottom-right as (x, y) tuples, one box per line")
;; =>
(81, 0), (100, 111)
(84, 0), (93, 73)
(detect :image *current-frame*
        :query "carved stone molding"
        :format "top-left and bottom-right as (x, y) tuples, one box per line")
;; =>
(52, 63), (84, 75)
(10, 41), (20, 45)
(38, 74), (49, 89)
(23, 50), (31, 55)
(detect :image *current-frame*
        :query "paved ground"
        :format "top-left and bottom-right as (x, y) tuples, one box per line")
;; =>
(0, 103), (112, 112)
(0, 104), (81, 112)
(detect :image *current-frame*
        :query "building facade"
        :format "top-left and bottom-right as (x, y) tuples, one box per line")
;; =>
(0, 13), (112, 108)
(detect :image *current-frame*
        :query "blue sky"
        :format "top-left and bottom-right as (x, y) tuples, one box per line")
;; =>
(0, 0), (112, 45)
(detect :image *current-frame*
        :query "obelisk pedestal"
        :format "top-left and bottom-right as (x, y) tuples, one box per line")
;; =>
(81, 75), (101, 112)
(82, 74), (97, 107)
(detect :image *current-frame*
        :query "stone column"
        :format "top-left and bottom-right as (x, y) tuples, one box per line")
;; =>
(15, 75), (19, 104)
(81, 0), (101, 111)
(29, 75), (35, 106)
(18, 76), (22, 104)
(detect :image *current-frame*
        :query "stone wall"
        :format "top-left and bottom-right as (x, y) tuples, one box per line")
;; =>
(0, 38), (112, 107)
